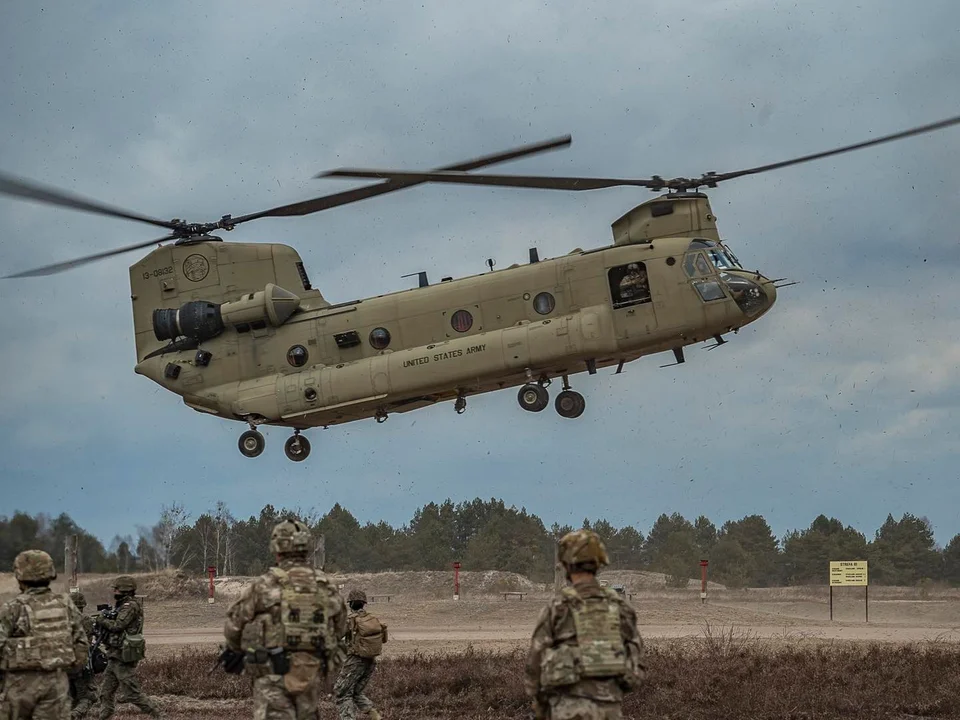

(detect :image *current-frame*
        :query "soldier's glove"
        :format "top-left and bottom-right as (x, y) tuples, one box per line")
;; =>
(219, 647), (245, 674)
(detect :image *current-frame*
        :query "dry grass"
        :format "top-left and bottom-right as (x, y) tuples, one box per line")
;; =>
(95, 631), (960, 720)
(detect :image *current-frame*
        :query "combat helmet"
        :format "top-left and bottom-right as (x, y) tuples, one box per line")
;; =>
(13, 550), (57, 583)
(112, 575), (137, 594)
(270, 518), (311, 556)
(71, 589), (87, 609)
(348, 589), (367, 604)
(557, 529), (609, 572)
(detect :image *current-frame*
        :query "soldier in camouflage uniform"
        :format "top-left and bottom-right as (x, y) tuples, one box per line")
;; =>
(0, 549), (89, 720)
(525, 530), (646, 720)
(67, 590), (97, 719)
(221, 519), (347, 720)
(93, 576), (160, 719)
(334, 589), (386, 720)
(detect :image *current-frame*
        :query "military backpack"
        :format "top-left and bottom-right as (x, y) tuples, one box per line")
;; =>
(349, 611), (385, 659)
(2, 592), (77, 672)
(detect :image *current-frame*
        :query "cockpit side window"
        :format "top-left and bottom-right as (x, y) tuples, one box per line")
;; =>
(609, 262), (652, 309)
(683, 251), (712, 277)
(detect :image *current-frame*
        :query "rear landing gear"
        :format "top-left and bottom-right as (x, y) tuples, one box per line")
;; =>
(284, 432), (311, 462)
(238, 429), (265, 458)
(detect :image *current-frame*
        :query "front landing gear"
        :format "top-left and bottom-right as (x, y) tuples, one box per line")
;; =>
(555, 390), (585, 418)
(238, 429), (265, 458)
(284, 432), (311, 462)
(517, 383), (549, 412)
(555, 375), (585, 419)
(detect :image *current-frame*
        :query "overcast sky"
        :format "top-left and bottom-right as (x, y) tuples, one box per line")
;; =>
(2, 0), (959, 551)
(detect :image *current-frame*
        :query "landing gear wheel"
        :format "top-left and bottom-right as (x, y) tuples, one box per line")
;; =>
(284, 434), (311, 462)
(518, 383), (549, 412)
(555, 390), (585, 419)
(238, 430), (265, 458)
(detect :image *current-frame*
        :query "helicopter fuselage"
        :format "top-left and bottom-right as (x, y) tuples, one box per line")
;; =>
(129, 193), (776, 457)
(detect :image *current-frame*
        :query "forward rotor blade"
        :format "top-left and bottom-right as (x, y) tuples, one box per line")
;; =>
(322, 114), (960, 193)
(228, 135), (572, 225)
(318, 169), (659, 191)
(0, 172), (181, 231)
(701, 113), (960, 186)
(4, 234), (178, 278)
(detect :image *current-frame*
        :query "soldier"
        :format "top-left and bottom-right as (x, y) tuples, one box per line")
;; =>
(93, 576), (160, 719)
(0, 549), (89, 720)
(334, 589), (386, 720)
(617, 263), (650, 303)
(67, 590), (98, 719)
(221, 519), (347, 720)
(525, 530), (646, 720)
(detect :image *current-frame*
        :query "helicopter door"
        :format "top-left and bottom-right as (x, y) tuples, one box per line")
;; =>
(607, 261), (657, 339)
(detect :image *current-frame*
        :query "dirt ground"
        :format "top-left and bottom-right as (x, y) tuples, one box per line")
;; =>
(3, 571), (958, 655)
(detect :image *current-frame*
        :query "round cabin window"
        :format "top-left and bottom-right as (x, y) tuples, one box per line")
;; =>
(286, 345), (308, 368)
(533, 291), (556, 315)
(451, 309), (473, 333)
(369, 327), (391, 350)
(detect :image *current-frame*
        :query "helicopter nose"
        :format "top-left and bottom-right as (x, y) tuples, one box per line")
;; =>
(724, 271), (776, 319)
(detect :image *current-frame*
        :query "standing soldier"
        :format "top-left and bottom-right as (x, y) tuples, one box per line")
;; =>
(93, 576), (160, 719)
(0, 550), (89, 719)
(334, 589), (386, 720)
(221, 519), (347, 719)
(525, 530), (646, 720)
(67, 590), (98, 719)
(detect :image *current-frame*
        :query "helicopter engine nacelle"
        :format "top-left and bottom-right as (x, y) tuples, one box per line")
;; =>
(152, 283), (301, 342)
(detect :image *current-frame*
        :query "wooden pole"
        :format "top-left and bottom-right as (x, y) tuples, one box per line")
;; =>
(865, 585), (868, 623)
(829, 586), (833, 621)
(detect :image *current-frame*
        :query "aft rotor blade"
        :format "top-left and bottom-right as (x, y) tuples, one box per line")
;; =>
(700, 114), (960, 186)
(318, 169), (661, 191)
(229, 134), (573, 224)
(0, 172), (182, 231)
(4, 233), (178, 278)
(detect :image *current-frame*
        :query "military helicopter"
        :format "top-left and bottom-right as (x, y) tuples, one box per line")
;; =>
(2, 115), (959, 461)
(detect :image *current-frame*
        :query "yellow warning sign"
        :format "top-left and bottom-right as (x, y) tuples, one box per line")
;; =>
(829, 560), (868, 586)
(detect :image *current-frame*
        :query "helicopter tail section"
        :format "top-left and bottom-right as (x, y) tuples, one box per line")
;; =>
(128, 240), (325, 363)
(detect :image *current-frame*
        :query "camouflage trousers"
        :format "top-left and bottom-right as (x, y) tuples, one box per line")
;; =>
(333, 656), (376, 720)
(0, 669), (70, 720)
(547, 696), (622, 720)
(252, 674), (320, 720)
(68, 670), (97, 719)
(97, 660), (159, 719)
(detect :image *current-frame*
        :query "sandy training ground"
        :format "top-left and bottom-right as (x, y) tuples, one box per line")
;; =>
(3, 570), (959, 654)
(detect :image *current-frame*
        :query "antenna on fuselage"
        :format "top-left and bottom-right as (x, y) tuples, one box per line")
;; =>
(402, 271), (429, 288)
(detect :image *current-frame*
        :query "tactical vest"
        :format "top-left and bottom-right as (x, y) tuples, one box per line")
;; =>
(567, 588), (626, 678)
(349, 612), (383, 658)
(265, 566), (336, 658)
(539, 587), (627, 689)
(3, 592), (75, 672)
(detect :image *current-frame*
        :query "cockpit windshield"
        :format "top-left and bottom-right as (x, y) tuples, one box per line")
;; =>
(687, 238), (743, 271)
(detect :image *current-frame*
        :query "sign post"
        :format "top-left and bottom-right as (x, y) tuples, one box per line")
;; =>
(207, 566), (216, 604)
(699, 560), (709, 604)
(453, 561), (461, 601)
(829, 560), (868, 622)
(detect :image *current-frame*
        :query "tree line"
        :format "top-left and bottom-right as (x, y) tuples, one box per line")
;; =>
(3, 499), (959, 588)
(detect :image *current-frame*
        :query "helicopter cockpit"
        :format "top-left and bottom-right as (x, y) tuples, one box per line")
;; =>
(684, 239), (771, 318)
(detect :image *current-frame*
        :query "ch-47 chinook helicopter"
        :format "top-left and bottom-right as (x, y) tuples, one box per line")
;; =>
(2, 115), (959, 461)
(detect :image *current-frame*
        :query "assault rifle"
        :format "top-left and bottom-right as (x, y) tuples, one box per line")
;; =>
(86, 604), (115, 674)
